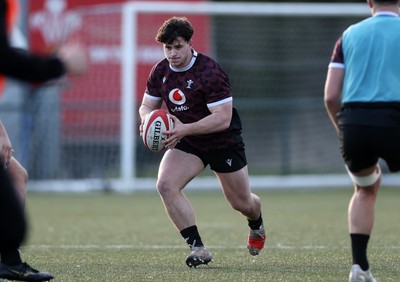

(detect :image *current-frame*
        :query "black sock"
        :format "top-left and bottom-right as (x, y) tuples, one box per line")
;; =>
(350, 233), (370, 271)
(180, 225), (204, 248)
(1, 248), (22, 266)
(248, 213), (263, 230)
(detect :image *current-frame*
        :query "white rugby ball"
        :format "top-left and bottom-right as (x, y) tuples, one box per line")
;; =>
(142, 109), (174, 152)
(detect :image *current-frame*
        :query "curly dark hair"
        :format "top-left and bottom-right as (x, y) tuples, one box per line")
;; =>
(155, 17), (194, 44)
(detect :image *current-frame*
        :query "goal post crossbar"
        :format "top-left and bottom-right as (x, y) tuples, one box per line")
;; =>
(122, 2), (369, 16)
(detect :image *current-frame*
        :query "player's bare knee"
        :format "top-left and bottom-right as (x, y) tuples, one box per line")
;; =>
(251, 194), (261, 209)
(156, 179), (175, 197)
(229, 199), (252, 215)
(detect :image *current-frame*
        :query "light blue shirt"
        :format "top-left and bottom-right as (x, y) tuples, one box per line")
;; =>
(341, 12), (400, 103)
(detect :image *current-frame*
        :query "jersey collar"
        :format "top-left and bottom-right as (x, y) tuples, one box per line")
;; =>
(374, 11), (399, 17)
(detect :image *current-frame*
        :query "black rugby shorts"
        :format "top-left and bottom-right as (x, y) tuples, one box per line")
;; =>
(175, 138), (247, 173)
(340, 125), (400, 172)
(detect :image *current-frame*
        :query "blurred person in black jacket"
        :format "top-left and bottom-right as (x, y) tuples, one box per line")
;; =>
(0, 0), (86, 280)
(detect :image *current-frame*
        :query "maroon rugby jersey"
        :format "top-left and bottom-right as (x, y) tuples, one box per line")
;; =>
(145, 50), (244, 152)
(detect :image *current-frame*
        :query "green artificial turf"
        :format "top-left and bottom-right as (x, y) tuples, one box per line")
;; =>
(20, 188), (400, 281)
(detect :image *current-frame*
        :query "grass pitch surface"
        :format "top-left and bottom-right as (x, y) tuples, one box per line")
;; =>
(23, 188), (400, 281)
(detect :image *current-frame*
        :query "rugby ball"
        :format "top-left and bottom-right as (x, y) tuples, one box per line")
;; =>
(142, 109), (174, 152)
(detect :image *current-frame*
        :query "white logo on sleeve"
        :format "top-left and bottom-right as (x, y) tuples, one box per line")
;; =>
(225, 159), (232, 167)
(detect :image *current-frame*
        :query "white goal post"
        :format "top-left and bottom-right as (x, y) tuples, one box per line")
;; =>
(29, 2), (400, 193)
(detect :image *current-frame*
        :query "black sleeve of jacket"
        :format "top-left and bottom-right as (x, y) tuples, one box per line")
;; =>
(0, 0), (66, 82)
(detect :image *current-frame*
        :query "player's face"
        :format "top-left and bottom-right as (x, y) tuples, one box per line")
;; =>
(163, 37), (192, 68)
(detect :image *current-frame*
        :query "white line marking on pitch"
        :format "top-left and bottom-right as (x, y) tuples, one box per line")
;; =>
(24, 244), (400, 250)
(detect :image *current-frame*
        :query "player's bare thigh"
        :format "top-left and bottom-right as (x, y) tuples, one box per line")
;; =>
(157, 148), (205, 192)
(215, 165), (252, 203)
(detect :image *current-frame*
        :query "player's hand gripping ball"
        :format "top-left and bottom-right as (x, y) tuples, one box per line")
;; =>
(142, 109), (174, 152)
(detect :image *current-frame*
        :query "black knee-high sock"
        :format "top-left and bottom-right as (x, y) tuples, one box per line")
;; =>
(350, 233), (370, 271)
(180, 225), (204, 248)
(248, 213), (263, 230)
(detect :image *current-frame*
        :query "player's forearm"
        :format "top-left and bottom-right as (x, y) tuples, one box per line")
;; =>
(184, 102), (232, 136)
(139, 104), (156, 123)
(324, 69), (344, 132)
(184, 113), (230, 136)
(324, 101), (341, 132)
(324, 90), (342, 132)
(139, 96), (163, 122)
